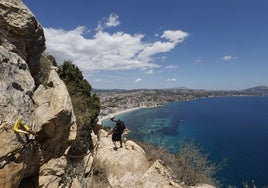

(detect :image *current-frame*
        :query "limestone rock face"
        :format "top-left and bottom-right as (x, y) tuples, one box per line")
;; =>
(0, 46), (37, 188)
(94, 130), (182, 188)
(0, 47), (77, 187)
(0, 1), (76, 187)
(32, 68), (77, 154)
(38, 156), (68, 187)
(0, 0), (45, 81)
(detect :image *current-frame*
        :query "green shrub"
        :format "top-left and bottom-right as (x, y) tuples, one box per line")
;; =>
(58, 61), (100, 154)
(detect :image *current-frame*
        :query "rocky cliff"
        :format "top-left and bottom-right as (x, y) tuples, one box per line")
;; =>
(90, 130), (215, 188)
(0, 0), (76, 187)
(92, 130), (181, 188)
(0, 0), (45, 83)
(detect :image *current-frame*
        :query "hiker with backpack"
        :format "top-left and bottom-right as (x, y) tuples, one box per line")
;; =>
(106, 115), (126, 150)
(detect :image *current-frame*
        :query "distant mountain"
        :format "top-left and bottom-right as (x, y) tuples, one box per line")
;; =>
(93, 88), (127, 93)
(242, 86), (268, 95)
(94, 86), (268, 95)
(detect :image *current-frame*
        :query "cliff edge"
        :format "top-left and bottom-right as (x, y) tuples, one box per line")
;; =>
(91, 130), (215, 188)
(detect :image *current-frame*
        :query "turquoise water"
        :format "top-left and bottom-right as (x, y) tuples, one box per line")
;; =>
(103, 96), (268, 187)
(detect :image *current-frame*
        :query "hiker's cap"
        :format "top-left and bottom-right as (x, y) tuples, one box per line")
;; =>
(110, 115), (115, 119)
(97, 120), (102, 125)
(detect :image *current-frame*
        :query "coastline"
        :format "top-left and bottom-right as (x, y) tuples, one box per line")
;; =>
(98, 107), (141, 122)
(98, 95), (256, 123)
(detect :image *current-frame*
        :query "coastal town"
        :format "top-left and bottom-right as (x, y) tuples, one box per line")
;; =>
(95, 86), (268, 117)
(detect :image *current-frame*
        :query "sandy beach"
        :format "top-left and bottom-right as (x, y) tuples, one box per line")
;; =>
(99, 107), (141, 122)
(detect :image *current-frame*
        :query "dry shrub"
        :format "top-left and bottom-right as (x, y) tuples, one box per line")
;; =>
(175, 140), (226, 187)
(138, 138), (226, 187)
(137, 137), (176, 166)
(59, 162), (87, 187)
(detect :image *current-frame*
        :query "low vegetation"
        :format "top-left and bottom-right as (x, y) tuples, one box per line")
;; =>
(139, 139), (226, 187)
(175, 140), (226, 186)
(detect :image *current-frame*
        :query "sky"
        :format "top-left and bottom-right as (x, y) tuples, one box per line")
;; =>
(23, 0), (268, 90)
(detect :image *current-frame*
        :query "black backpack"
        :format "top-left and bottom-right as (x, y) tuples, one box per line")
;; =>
(116, 120), (125, 132)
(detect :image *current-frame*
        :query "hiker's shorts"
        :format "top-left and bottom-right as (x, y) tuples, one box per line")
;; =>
(112, 132), (122, 142)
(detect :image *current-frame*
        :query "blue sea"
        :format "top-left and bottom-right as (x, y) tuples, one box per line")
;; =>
(103, 96), (268, 187)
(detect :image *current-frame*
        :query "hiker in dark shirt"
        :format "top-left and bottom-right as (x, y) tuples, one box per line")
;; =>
(106, 115), (125, 150)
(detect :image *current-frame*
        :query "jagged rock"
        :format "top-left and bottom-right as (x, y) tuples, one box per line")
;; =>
(0, 1), (76, 187)
(0, 0), (45, 82)
(33, 67), (77, 186)
(0, 46), (37, 188)
(83, 153), (94, 177)
(32, 68), (77, 155)
(93, 130), (182, 188)
(96, 130), (149, 174)
(0, 47), (77, 187)
(93, 130), (215, 188)
(71, 178), (82, 188)
(141, 160), (181, 188)
(39, 156), (67, 187)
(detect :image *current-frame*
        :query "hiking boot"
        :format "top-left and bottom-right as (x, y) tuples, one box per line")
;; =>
(113, 147), (118, 151)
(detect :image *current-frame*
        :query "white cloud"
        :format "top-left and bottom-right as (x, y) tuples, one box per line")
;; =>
(137, 30), (189, 63)
(136, 41), (175, 63)
(222, 55), (237, 61)
(135, 78), (143, 83)
(44, 18), (189, 73)
(161, 30), (189, 42)
(106, 13), (120, 28)
(96, 13), (120, 31)
(95, 78), (102, 82)
(166, 65), (178, 69)
(166, 78), (176, 82)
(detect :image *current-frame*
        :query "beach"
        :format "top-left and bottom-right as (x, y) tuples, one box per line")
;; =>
(98, 107), (141, 122)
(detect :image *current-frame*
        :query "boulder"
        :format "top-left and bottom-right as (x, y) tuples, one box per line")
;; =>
(32, 68), (77, 159)
(39, 157), (67, 187)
